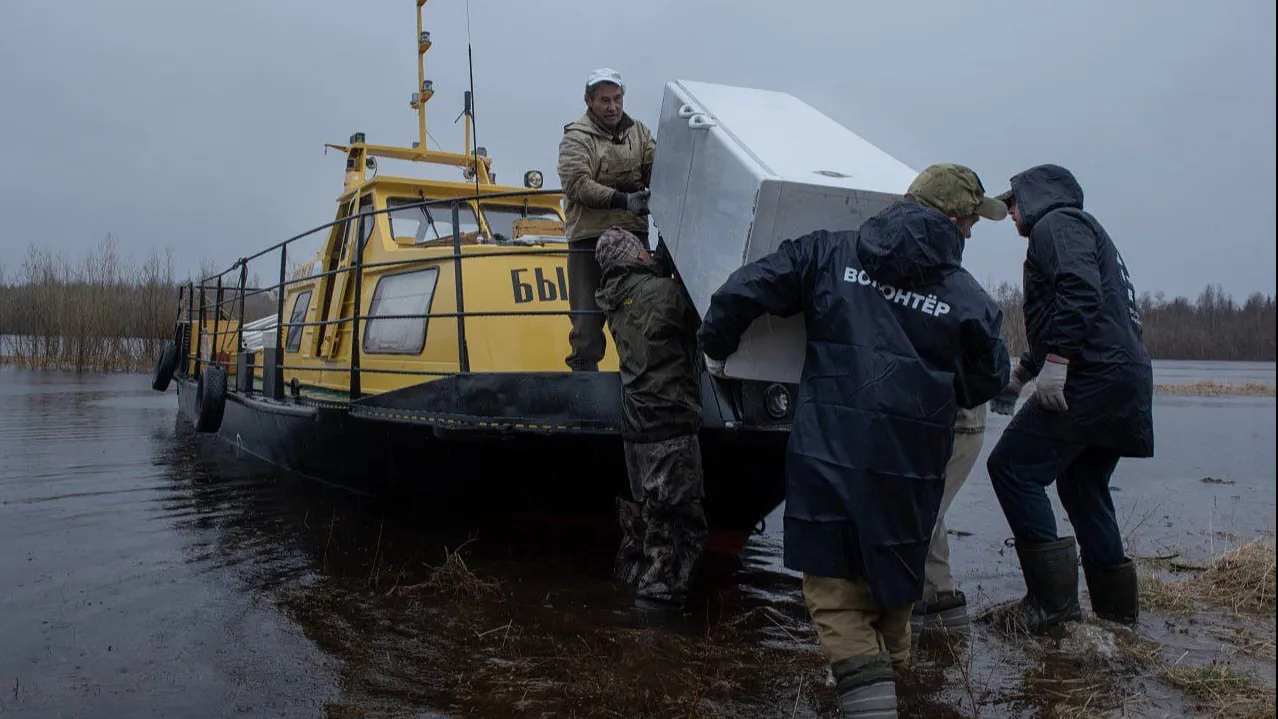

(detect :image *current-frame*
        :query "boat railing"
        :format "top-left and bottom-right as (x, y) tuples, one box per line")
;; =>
(179, 188), (606, 401)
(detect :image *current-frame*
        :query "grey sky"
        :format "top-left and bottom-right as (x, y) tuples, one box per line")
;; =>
(1, 0), (1273, 300)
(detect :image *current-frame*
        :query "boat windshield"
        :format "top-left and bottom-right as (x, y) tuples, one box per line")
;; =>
(387, 198), (482, 244)
(480, 203), (562, 242)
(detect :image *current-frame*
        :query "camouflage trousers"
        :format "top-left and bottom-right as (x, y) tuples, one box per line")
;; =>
(614, 434), (708, 604)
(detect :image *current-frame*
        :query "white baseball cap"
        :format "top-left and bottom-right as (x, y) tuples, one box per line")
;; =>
(586, 68), (624, 91)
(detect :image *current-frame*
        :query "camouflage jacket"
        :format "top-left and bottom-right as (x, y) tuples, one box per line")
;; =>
(595, 263), (702, 442)
(557, 112), (654, 242)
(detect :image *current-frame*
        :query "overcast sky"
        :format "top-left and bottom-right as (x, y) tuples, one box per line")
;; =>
(1, 0), (1274, 300)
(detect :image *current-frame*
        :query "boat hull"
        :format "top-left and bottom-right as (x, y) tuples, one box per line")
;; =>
(173, 374), (788, 559)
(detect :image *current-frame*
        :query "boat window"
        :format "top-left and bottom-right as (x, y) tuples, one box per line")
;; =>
(480, 204), (562, 242)
(387, 198), (481, 244)
(363, 267), (440, 355)
(358, 197), (375, 249)
(285, 290), (312, 353)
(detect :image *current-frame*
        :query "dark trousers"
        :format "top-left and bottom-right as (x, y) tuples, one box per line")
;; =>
(986, 429), (1127, 567)
(566, 237), (605, 371)
(565, 231), (647, 371)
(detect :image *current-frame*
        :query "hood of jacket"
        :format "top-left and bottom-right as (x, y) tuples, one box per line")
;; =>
(855, 201), (965, 289)
(566, 111), (636, 141)
(1008, 164), (1084, 231)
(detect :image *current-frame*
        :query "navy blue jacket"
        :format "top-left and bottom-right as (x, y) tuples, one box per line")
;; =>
(1005, 164), (1154, 458)
(699, 201), (1010, 607)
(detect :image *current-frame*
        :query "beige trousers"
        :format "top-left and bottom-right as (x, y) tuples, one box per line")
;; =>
(802, 575), (914, 666)
(923, 430), (986, 599)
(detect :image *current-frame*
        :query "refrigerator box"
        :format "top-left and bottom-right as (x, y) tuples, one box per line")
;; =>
(649, 79), (919, 384)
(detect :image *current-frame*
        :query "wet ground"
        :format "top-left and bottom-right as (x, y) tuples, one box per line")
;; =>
(0, 362), (1274, 718)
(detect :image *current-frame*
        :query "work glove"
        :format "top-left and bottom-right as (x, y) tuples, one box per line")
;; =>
(624, 188), (651, 216)
(990, 361), (1031, 416)
(704, 353), (727, 378)
(1034, 354), (1070, 412)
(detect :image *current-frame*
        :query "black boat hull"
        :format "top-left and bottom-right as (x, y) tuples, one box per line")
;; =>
(173, 374), (789, 557)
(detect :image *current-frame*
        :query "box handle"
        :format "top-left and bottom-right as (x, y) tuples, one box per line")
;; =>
(677, 104), (698, 118)
(688, 113), (716, 129)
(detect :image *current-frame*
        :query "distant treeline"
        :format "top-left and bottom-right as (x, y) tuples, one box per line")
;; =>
(988, 282), (1277, 362)
(1, 239), (1275, 370)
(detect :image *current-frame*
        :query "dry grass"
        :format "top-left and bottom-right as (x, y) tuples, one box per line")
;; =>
(386, 540), (502, 600)
(1142, 539), (1277, 618)
(1155, 381), (1276, 397)
(1161, 661), (1276, 719)
(1109, 626), (1276, 719)
(1129, 540), (1276, 717)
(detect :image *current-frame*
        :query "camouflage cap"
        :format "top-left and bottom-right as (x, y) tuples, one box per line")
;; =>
(907, 163), (1008, 221)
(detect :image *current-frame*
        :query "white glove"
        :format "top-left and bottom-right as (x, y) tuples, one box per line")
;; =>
(1035, 355), (1070, 412)
(705, 353), (727, 378)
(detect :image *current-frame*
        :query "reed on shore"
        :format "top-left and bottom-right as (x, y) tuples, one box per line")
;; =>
(0, 237), (271, 373)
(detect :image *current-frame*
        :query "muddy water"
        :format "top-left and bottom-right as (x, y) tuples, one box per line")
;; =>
(0, 362), (1273, 718)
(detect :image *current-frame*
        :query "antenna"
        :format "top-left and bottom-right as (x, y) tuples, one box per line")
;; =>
(465, 0), (482, 198)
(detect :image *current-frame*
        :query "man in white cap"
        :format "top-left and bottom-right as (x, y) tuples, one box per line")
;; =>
(557, 68), (656, 371)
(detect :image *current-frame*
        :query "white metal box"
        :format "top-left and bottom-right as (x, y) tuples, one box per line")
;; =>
(649, 79), (919, 384)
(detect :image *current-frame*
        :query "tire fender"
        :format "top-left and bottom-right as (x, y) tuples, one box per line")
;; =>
(151, 341), (179, 392)
(195, 365), (228, 433)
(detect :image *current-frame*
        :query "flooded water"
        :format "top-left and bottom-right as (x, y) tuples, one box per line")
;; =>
(1, 361), (1274, 718)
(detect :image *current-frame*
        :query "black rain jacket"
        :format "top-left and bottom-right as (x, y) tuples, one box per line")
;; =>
(1006, 164), (1154, 458)
(699, 201), (1010, 608)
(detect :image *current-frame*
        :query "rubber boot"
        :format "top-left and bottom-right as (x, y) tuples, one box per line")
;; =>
(1083, 559), (1139, 624)
(830, 653), (898, 719)
(910, 590), (969, 633)
(986, 536), (1083, 636)
(612, 498), (645, 589)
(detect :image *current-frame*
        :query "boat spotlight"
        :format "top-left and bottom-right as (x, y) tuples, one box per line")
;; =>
(366, 157), (377, 170)
(764, 383), (791, 419)
(523, 170), (544, 189)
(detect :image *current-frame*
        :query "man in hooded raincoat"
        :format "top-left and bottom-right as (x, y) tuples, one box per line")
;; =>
(699, 164), (1011, 719)
(984, 164), (1154, 636)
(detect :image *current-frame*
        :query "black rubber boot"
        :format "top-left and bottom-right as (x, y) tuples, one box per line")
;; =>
(830, 653), (898, 718)
(1083, 559), (1139, 624)
(985, 536), (1083, 636)
(612, 497), (645, 589)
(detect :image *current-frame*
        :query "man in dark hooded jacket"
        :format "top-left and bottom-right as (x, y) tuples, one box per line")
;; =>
(594, 227), (707, 612)
(700, 164), (1011, 718)
(984, 164), (1154, 636)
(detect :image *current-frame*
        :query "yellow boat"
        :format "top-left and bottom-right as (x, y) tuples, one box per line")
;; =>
(150, 0), (791, 559)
